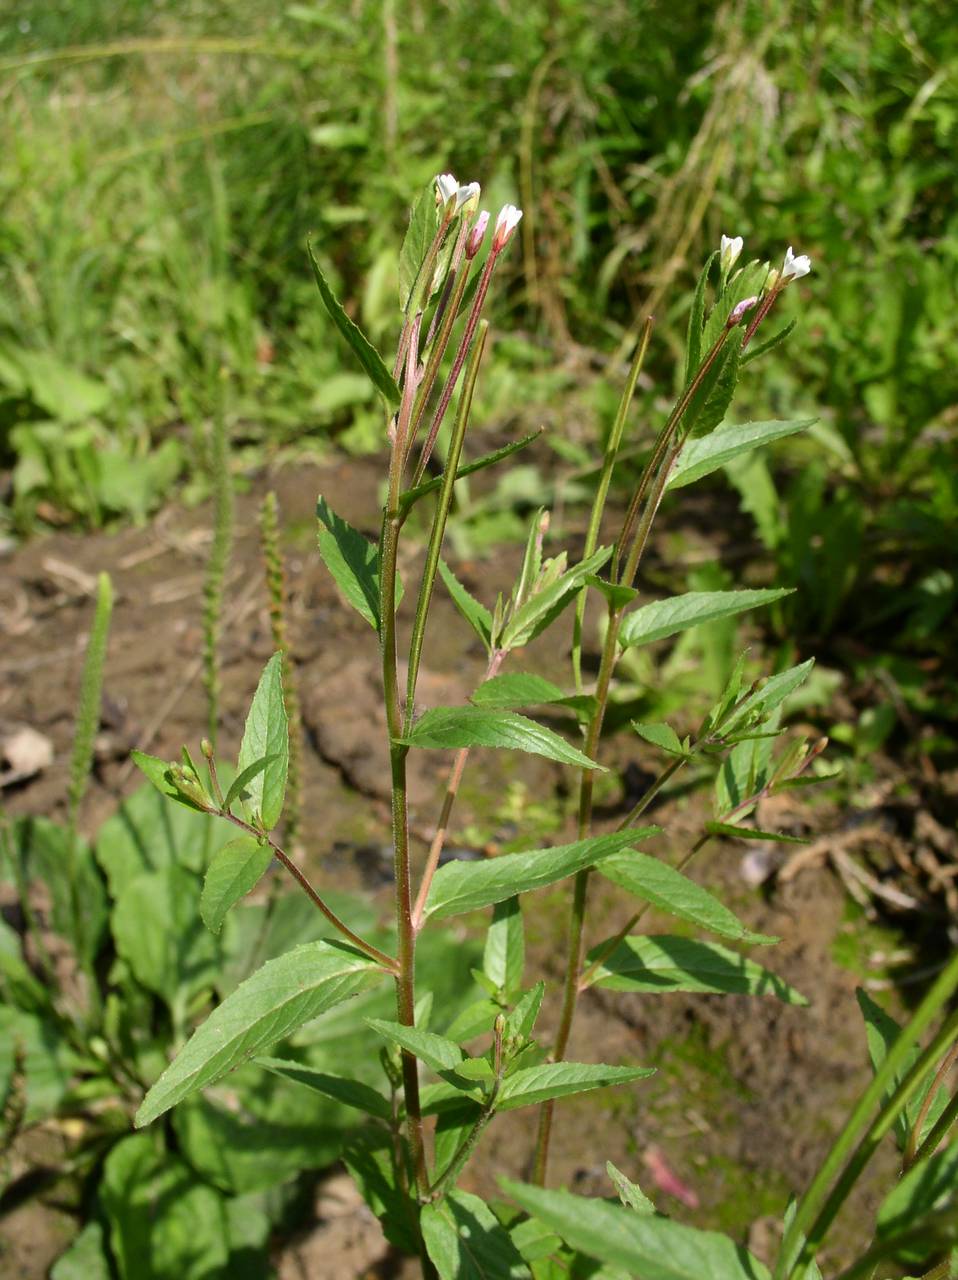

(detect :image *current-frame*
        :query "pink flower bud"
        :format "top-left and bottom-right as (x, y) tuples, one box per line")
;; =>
(728, 295), (759, 326)
(492, 204), (522, 252)
(466, 210), (490, 259)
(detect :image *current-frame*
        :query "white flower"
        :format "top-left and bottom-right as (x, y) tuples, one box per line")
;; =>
(492, 203), (523, 252)
(781, 245), (812, 281)
(456, 181), (481, 214)
(720, 234), (744, 272)
(435, 172), (459, 210)
(466, 210), (489, 259)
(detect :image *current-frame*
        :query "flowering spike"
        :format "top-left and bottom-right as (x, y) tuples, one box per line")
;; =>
(492, 204), (523, 253)
(728, 295), (759, 326)
(720, 234), (744, 273)
(781, 245), (812, 282)
(466, 210), (490, 259)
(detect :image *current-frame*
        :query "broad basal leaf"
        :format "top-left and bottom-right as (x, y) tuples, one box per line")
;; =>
(236, 653), (288, 831)
(200, 837), (273, 934)
(135, 941), (386, 1126)
(667, 419), (815, 490)
(422, 830), (658, 922)
(497, 1061), (653, 1111)
(597, 852), (777, 945)
(501, 1181), (770, 1280)
(399, 706), (600, 770)
(422, 1189), (529, 1280)
(586, 935), (806, 1004)
(619, 589), (791, 650)
(307, 236), (400, 407)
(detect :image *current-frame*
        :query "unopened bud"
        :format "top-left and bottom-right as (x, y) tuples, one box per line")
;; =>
(466, 209), (490, 259)
(492, 203), (523, 253)
(763, 267), (780, 293)
(728, 295), (759, 326)
(200, 738), (214, 760)
(720, 233), (743, 274)
(435, 172), (459, 215)
(456, 181), (481, 214)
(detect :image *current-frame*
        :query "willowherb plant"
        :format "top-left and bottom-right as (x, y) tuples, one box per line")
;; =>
(131, 178), (958, 1279)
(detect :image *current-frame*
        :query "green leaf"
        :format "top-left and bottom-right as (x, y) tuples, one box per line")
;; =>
(307, 235), (400, 407)
(421, 1189), (530, 1280)
(316, 495), (384, 630)
(101, 1135), (231, 1280)
(484, 897), (525, 997)
(112, 865), (219, 1007)
(667, 419), (815, 490)
(236, 653), (288, 831)
(51, 1222), (112, 1280)
(632, 722), (687, 756)
(684, 252), (717, 382)
(200, 837), (273, 934)
(501, 1181), (770, 1280)
(401, 432), (543, 510)
(497, 1061), (653, 1111)
(135, 941), (386, 1126)
(587, 935), (806, 1004)
(856, 990), (951, 1149)
(399, 180), (438, 313)
(400, 706), (602, 770)
(597, 852), (777, 945)
(877, 1144), (958, 1258)
(504, 982), (545, 1043)
(500, 547), (612, 649)
(471, 673), (568, 710)
(607, 1161), (655, 1214)
(619, 589), (792, 649)
(438, 560), (493, 651)
(257, 1056), (392, 1120)
(344, 1129), (420, 1254)
(683, 333), (741, 438)
(366, 1018), (466, 1074)
(705, 822), (806, 845)
(223, 756), (276, 811)
(11, 817), (107, 966)
(584, 575), (639, 611)
(724, 660), (815, 730)
(423, 830), (658, 923)
(131, 749), (207, 813)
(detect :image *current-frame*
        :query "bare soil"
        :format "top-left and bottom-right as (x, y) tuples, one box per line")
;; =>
(0, 453), (946, 1277)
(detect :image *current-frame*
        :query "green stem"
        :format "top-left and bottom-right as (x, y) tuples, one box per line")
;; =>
(913, 1083), (958, 1166)
(405, 322), (488, 722)
(777, 948), (958, 1279)
(532, 603), (622, 1184)
(572, 318), (652, 692)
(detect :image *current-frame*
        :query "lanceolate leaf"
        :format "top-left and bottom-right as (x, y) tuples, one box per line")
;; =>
(705, 822), (806, 845)
(471, 673), (568, 709)
(399, 180), (438, 313)
(399, 706), (602, 770)
(497, 1061), (654, 1111)
(685, 251), (717, 382)
(422, 830), (658, 922)
(619, 588), (791, 650)
(586, 935), (806, 1004)
(607, 1161), (655, 1214)
(256, 1057), (391, 1121)
(438, 560), (493, 651)
(877, 1144), (958, 1247)
(131, 750), (207, 813)
(135, 941), (386, 1127)
(724, 659), (815, 729)
(483, 897), (525, 997)
(401, 432), (544, 509)
(422, 1189), (529, 1280)
(597, 852), (778, 945)
(500, 547), (612, 649)
(365, 1019), (465, 1074)
(501, 1181), (771, 1280)
(316, 496), (382, 630)
(200, 837), (273, 934)
(667, 419), (816, 490)
(223, 756), (276, 811)
(236, 653), (288, 831)
(307, 236), (400, 407)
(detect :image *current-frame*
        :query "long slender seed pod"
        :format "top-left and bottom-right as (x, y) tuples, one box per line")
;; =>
(259, 491), (303, 848)
(202, 387), (234, 746)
